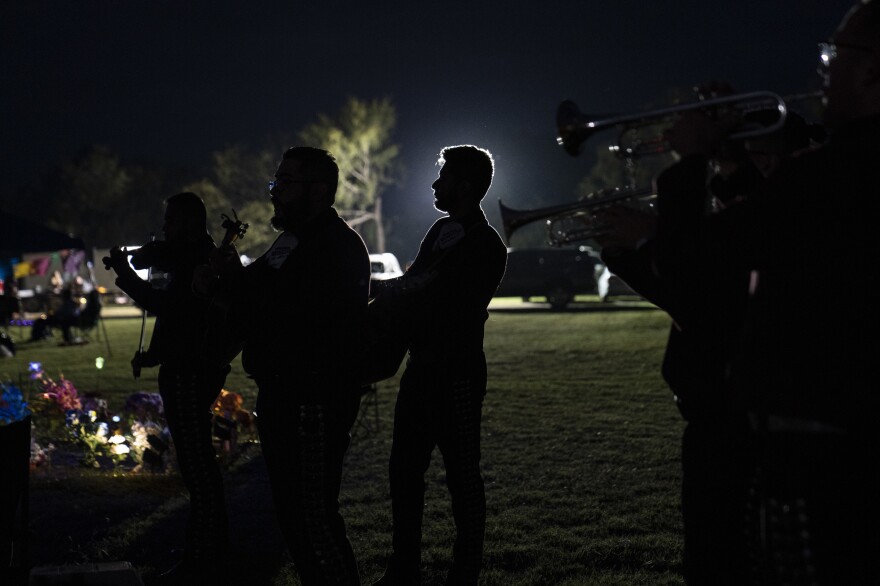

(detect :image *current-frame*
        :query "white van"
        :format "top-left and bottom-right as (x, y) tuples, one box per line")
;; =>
(369, 253), (403, 281)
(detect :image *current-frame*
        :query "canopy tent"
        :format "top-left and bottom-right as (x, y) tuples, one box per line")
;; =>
(0, 211), (85, 257)
(0, 212), (110, 354)
(0, 211), (87, 290)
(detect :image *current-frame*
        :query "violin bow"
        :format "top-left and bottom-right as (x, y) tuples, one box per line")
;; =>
(133, 232), (155, 379)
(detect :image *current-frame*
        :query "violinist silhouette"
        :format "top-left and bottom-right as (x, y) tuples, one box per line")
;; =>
(104, 192), (236, 584)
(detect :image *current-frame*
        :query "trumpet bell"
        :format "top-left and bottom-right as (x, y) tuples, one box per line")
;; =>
(556, 100), (594, 157)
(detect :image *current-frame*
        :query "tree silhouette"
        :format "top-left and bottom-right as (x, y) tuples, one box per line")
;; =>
(51, 146), (132, 247)
(182, 144), (283, 257)
(576, 142), (674, 199)
(299, 97), (403, 252)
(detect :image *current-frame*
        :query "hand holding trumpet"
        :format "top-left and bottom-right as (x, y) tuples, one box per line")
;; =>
(664, 108), (741, 159)
(592, 205), (657, 251)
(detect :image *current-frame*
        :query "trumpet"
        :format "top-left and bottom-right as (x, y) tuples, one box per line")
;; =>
(556, 91), (821, 157)
(499, 186), (655, 245)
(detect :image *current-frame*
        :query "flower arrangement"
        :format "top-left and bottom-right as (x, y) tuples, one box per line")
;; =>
(64, 408), (113, 468)
(212, 389), (253, 427)
(211, 389), (254, 454)
(35, 370), (83, 413)
(123, 392), (164, 423)
(13, 362), (253, 472)
(121, 392), (172, 471)
(81, 394), (109, 421)
(30, 436), (54, 468)
(26, 363), (171, 470)
(128, 419), (173, 473)
(0, 382), (31, 426)
(1, 380), (54, 468)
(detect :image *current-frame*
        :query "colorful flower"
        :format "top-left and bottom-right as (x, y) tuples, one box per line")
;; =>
(41, 374), (82, 412)
(123, 392), (164, 422)
(0, 383), (32, 426)
(212, 389), (253, 426)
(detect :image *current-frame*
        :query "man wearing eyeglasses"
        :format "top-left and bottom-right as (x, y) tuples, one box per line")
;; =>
(215, 146), (370, 585)
(593, 108), (825, 586)
(654, 1), (880, 582)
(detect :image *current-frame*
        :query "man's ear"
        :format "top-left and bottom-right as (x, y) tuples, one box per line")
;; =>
(310, 181), (330, 203)
(458, 180), (472, 196)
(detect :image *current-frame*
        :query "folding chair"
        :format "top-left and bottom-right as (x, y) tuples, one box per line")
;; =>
(72, 291), (112, 355)
(73, 291), (101, 340)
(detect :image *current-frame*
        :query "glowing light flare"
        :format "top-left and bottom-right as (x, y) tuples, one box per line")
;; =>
(95, 357), (105, 370)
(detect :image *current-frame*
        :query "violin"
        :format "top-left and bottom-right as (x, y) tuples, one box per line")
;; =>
(192, 210), (248, 298)
(217, 209), (249, 251)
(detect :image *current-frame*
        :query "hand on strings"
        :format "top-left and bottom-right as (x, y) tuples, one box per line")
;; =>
(209, 244), (243, 278)
(193, 245), (242, 298)
(102, 246), (129, 274)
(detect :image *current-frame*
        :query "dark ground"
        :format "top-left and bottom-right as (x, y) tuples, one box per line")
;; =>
(24, 445), (291, 585)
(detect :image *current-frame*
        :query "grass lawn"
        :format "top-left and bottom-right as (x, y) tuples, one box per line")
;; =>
(3, 297), (686, 585)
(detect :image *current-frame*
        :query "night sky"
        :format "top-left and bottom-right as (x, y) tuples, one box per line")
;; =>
(1, 0), (856, 258)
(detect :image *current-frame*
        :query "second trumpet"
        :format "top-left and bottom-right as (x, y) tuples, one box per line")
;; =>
(499, 186), (655, 246)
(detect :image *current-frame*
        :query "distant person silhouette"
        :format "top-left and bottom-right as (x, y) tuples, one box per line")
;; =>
(372, 145), (507, 586)
(104, 192), (234, 584)
(43, 288), (80, 345)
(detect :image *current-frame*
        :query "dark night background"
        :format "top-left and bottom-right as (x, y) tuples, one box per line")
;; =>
(0, 0), (855, 261)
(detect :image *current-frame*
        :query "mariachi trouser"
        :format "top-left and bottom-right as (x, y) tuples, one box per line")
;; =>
(255, 381), (361, 586)
(743, 420), (878, 585)
(387, 353), (487, 586)
(158, 364), (229, 563)
(680, 414), (755, 586)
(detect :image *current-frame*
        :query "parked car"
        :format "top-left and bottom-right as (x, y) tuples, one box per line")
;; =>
(369, 253), (403, 283)
(597, 265), (641, 302)
(494, 247), (603, 309)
